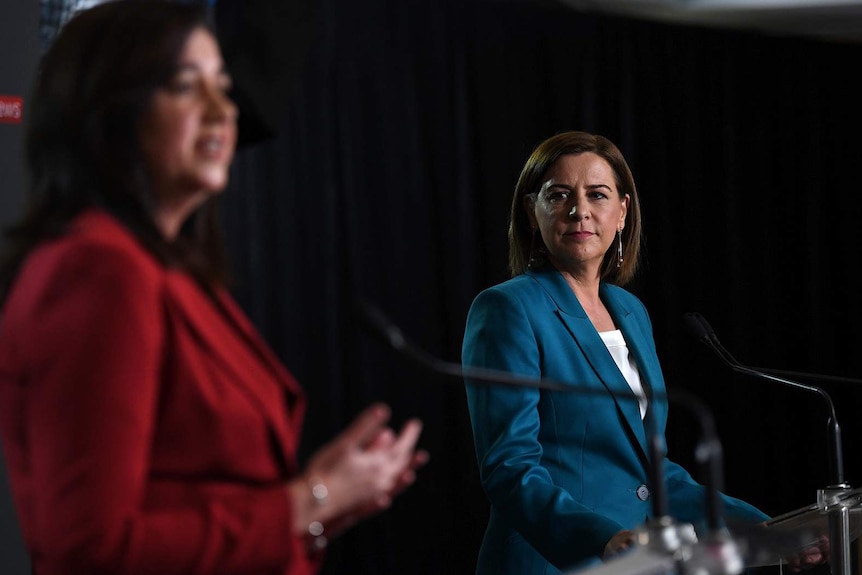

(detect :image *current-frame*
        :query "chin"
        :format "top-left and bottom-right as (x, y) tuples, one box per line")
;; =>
(198, 170), (231, 193)
(206, 182), (229, 195)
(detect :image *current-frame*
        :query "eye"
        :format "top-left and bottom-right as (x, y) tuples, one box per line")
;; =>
(588, 191), (609, 200)
(545, 190), (570, 204)
(166, 73), (197, 94)
(168, 82), (193, 93)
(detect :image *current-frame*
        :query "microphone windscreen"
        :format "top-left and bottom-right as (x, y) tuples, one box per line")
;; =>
(682, 312), (711, 342)
(354, 299), (406, 352)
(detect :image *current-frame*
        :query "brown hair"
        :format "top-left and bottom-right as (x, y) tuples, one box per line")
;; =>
(1, 0), (226, 302)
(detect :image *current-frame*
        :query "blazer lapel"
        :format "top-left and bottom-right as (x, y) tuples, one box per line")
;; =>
(529, 270), (650, 460)
(602, 285), (669, 463)
(163, 273), (303, 463)
(213, 288), (306, 409)
(71, 211), (305, 467)
(606, 294), (667, 445)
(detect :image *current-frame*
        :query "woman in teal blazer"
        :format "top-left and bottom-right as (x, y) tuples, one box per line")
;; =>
(462, 131), (770, 575)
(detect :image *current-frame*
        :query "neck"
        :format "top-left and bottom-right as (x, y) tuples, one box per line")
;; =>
(550, 259), (601, 294)
(153, 192), (209, 240)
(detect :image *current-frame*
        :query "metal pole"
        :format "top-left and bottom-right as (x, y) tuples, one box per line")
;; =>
(820, 486), (853, 575)
(828, 506), (851, 575)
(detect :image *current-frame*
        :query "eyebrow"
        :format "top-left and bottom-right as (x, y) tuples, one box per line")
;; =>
(545, 183), (613, 192)
(174, 62), (232, 78)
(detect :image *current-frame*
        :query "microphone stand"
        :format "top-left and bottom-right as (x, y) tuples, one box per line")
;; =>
(683, 311), (853, 575)
(746, 367), (862, 387)
(640, 389), (746, 575)
(357, 300), (764, 575)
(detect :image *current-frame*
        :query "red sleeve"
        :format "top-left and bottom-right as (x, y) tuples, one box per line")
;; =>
(2, 237), (321, 575)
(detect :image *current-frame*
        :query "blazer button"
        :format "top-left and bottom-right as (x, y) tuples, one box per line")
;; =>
(636, 484), (650, 501)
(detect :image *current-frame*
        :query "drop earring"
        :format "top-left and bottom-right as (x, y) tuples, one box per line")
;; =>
(616, 229), (623, 268)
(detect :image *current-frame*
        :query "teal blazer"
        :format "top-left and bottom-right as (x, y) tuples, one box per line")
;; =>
(462, 268), (768, 575)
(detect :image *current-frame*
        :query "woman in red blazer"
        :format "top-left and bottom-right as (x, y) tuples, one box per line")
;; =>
(0, 2), (427, 574)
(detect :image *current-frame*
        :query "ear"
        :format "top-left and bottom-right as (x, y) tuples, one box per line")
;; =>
(618, 193), (630, 230)
(523, 194), (538, 229)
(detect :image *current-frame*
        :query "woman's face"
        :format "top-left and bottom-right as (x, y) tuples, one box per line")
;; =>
(525, 152), (628, 275)
(139, 26), (237, 236)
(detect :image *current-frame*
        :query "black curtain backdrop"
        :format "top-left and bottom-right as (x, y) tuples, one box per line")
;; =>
(218, 1), (862, 574)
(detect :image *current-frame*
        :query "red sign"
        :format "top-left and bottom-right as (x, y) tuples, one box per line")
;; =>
(0, 95), (23, 124)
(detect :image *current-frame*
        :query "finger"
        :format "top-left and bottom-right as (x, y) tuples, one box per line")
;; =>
(375, 493), (392, 508)
(338, 403), (392, 448)
(365, 427), (396, 450)
(389, 448), (430, 491)
(410, 449), (430, 469)
(390, 469), (418, 496)
(391, 418), (423, 455)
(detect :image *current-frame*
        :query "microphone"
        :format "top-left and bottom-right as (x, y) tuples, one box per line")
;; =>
(682, 311), (846, 489)
(357, 298), (570, 392)
(683, 311), (853, 575)
(356, 298), (780, 573)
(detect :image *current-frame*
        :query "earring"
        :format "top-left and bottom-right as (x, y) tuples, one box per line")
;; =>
(528, 228), (545, 269)
(528, 228), (538, 269)
(616, 229), (624, 269)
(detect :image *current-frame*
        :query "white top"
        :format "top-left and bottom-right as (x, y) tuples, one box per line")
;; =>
(599, 329), (647, 419)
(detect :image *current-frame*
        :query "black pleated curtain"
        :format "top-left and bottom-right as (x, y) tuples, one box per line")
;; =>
(218, 1), (862, 573)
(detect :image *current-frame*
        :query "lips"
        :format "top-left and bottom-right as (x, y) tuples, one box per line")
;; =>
(197, 135), (232, 159)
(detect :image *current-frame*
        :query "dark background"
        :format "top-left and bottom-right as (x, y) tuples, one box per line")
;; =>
(219, 1), (862, 574)
(6, 0), (862, 574)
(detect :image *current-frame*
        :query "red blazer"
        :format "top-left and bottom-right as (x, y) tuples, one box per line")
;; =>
(0, 210), (321, 575)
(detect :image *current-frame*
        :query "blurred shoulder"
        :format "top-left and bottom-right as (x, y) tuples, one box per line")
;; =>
(5, 210), (165, 317)
(470, 273), (542, 308)
(476, 272), (543, 298)
(34, 209), (162, 278)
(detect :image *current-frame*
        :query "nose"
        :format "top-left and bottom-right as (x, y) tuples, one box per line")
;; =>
(568, 199), (587, 220)
(204, 85), (238, 123)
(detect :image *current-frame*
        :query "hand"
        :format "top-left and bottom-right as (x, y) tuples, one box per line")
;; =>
(603, 529), (637, 559)
(288, 403), (429, 539)
(784, 535), (829, 572)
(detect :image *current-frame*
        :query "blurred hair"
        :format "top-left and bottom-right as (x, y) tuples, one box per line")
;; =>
(1, 0), (226, 302)
(508, 130), (642, 285)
